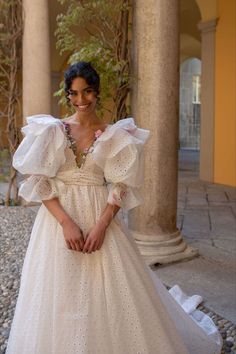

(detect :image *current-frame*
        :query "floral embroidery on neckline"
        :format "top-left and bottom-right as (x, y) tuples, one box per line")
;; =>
(62, 122), (108, 169)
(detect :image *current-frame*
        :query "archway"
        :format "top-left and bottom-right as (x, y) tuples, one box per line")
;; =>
(179, 58), (201, 151)
(179, 0), (202, 174)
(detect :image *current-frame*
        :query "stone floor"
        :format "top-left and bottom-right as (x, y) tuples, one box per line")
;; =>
(154, 149), (236, 324)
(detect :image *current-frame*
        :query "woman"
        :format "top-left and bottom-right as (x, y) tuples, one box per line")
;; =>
(6, 62), (222, 353)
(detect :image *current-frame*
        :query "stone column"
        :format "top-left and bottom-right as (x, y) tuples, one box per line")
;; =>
(130, 0), (198, 265)
(22, 0), (51, 120)
(197, 19), (218, 182)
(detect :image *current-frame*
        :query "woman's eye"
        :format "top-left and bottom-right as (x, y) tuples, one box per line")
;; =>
(84, 89), (93, 95)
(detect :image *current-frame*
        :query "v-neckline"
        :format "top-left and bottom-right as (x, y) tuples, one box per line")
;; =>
(62, 121), (110, 169)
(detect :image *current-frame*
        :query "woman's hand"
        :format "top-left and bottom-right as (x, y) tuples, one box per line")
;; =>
(82, 203), (121, 254)
(61, 218), (85, 252)
(82, 220), (108, 253)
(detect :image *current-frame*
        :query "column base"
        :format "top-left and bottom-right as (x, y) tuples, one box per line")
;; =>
(131, 229), (199, 266)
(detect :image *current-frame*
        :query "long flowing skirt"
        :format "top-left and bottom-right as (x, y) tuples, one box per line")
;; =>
(6, 184), (222, 354)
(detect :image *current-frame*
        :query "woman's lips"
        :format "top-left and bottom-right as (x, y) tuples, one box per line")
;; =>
(75, 103), (91, 111)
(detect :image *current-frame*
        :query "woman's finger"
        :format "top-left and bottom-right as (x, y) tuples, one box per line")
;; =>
(97, 240), (103, 250)
(90, 240), (99, 253)
(95, 240), (101, 251)
(66, 240), (72, 250)
(78, 238), (84, 251)
(74, 240), (81, 252)
(83, 239), (90, 253)
(87, 243), (94, 253)
(86, 239), (95, 253)
(70, 240), (77, 251)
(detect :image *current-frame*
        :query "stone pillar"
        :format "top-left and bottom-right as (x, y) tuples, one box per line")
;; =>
(197, 19), (218, 182)
(22, 0), (51, 120)
(130, 0), (198, 265)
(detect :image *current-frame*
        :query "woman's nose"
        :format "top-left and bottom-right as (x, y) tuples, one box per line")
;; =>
(75, 92), (86, 103)
(69, 94), (82, 104)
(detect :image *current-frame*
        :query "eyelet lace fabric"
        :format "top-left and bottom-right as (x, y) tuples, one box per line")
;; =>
(6, 115), (223, 354)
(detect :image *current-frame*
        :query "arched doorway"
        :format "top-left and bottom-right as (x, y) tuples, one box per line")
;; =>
(179, 0), (202, 174)
(179, 58), (201, 151)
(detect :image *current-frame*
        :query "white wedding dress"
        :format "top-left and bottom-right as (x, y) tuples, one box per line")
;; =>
(6, 115), (222, 354)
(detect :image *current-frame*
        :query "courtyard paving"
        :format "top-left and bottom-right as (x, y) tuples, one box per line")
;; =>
(154, 150), (236, 353)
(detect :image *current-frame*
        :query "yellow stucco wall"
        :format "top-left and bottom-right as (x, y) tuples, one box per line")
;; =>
(214, 0), (236, 187)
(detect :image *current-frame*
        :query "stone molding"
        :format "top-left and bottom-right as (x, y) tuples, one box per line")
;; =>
(198, 18), (219, 33)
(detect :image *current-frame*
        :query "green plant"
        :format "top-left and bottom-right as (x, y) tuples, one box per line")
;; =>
(0, 0), (23, 205)
(55, 0), (131, 121)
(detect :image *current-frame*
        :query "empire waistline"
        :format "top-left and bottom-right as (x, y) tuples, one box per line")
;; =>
(55, 171), (106, 187)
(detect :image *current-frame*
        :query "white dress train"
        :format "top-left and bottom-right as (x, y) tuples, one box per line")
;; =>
(6, 115), (223, 354)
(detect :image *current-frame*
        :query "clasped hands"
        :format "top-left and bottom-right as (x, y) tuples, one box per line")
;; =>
(62, 217), (108, 253)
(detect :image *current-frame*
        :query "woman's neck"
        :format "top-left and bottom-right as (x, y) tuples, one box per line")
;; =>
(74, 112), (100, 128)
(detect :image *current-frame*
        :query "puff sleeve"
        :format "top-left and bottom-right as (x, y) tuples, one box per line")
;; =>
(92, 118), (150, 210)
(13, 115), (67, 202)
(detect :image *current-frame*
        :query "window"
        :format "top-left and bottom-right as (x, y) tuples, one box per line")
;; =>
(192, 75), (201, 104)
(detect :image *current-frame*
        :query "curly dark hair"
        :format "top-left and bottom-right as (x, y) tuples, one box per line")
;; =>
(64, 62), (100, 103)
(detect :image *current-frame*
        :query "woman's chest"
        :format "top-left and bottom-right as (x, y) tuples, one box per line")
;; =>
(58, 146), (104, 177)
(69, 125), (95, 153)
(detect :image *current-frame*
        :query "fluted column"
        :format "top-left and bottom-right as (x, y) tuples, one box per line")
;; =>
(130, 0), (198, 265)
(197, 19), (218, 182)
(22, 0), (51, 120)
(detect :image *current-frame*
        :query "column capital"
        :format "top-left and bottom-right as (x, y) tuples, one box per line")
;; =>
(198, 18), (219, 34)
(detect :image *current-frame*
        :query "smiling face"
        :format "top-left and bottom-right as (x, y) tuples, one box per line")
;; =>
(67, 77), (98, 115)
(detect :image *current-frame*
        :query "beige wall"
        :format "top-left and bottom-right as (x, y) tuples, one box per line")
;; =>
(214, 0), (236, 187)
(180, 0), (201, 61)
(196, 0), (218, 21)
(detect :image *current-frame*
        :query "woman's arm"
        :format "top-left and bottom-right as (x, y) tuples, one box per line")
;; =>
(42, 198), (85, 252)
(82, 203), (120, 253)
(42, 197), (70, 225)
(99, 203), (121, 227)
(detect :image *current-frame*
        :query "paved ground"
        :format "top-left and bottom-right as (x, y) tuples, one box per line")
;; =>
(154, 149), (236, 324)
